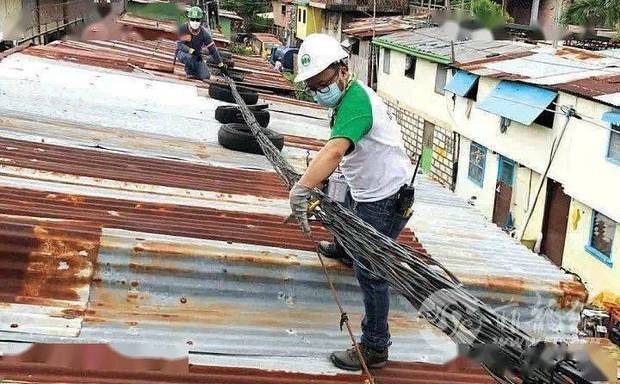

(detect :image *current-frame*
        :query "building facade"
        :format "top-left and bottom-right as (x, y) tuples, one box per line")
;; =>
(373, 39), (459, 189)
(373, 28), (620, 297)
(271, 0), (296, 44)
(1, 0), (96, 47)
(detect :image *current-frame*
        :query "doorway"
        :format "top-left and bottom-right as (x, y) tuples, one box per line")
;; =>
(421, 121), (435, 173)
(541, 179), (571, 266)
(493, 156), (515, 231)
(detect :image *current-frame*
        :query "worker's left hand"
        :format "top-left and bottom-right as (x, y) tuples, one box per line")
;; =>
(289, 182), (313, 235)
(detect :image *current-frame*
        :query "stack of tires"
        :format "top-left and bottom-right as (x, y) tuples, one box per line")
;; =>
(210, 84), (284, 155)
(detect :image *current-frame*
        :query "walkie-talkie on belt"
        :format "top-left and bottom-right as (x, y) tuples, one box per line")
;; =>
(396, 154), (421, 218)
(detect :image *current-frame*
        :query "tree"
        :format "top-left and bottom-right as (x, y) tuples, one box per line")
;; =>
(219, 0), (271, 32)
(452, 0), (513, 30)
(562, 0), (620, 33)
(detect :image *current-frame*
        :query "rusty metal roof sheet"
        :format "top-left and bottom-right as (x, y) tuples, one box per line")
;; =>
(252, 33), (282, 45)
(457, 47), (620, 106)
(0, 50), (587, 382)
(411, 176), (586, 340)
(342, 15), (428, 38)
(0, 343), (497, 384)
(20, 39), (295, 94)
(373, 28), (533, 65)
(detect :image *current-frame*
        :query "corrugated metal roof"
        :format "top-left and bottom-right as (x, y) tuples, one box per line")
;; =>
(0, 49), (587, 381)
(20, 39), (295, 94)
(373, 28), (532, 65)
(0, 343), (497, 383)
(411, 176), (585, 339)
(342, 16), (427, 38)
(458, 47), (620, 106)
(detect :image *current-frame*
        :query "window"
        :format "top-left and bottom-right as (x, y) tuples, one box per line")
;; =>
(586, 210), (616, 266)
(351, 39), (359, 55)
(434, 64), (448, 95)
(608, 124), (620, 163)
(281, 4), (286, 15)
(297, 9), (301, 22)
(405, 55), (416, 79)
(533, 100), (556, 129)
(302, 9), (306, 23)
(468, 142), (486, 186)
(382, 49), (390, 74)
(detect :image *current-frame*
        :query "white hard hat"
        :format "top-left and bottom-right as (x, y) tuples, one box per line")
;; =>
(294, 34), (349, 83)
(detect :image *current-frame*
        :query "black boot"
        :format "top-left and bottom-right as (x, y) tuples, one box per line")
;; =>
(317, 241), (352, 267)
(330, 343), (388, 371)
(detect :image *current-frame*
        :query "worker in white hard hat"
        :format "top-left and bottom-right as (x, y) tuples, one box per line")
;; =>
(288, 33), (414, 371)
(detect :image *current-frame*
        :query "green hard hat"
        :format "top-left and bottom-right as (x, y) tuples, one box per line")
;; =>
(187, 6), (204, 19)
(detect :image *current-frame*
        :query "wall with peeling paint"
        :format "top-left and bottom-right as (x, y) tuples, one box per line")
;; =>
(377, 50), (453, 130)
(562, 199), (619, 297)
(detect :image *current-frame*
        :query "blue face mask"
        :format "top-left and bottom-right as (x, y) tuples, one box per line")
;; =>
(312, 82), (343, 107)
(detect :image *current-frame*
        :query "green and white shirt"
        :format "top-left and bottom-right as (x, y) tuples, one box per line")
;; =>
(330, 80), (413, 202)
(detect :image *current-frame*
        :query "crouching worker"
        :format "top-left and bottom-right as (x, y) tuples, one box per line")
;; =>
(176, 6), (226, 81)
(288, 33), (414, 371)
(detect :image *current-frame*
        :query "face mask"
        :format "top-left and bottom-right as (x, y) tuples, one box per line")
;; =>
(313, 82), (343, 107)
(189, 21), (201, 30)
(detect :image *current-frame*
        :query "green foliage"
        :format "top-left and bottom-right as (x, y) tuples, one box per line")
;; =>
(282, 72), (315, 102)
(228, 44), (254, 56)
(249, 15), (274, 33)
(452, 0), (513, 29)
(562, 0), (620, 30)
(126, 2), (185, 22)
(219, 0), (271, 32)
(471, 0), (513, 28)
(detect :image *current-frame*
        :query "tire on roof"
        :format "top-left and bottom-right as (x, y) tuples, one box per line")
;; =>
(218, 123), (284, 155)
(209, 84), (258, 105)
(215, 106), (270, 127)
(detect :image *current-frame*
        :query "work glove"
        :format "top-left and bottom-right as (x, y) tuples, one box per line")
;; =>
(217, 62), (228, 76)
(189, 48), (202, 59)
(289, 182), (313, 235)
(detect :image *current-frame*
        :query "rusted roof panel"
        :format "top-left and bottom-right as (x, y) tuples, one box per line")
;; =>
(0, 343), (496, 384)
(21, 39), (295, 94)
(342, 15), (427, 38)
(0, 50), (588, 382)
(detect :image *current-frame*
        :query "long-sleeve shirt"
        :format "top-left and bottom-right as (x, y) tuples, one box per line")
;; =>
(176, 24), (222, 64)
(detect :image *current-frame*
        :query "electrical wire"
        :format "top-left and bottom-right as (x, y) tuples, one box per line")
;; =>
(444, 82), (617, 133)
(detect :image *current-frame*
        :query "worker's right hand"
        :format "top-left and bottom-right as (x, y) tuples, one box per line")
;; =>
(289, 182), (313, 235)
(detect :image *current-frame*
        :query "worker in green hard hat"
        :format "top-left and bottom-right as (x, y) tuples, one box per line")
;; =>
(176, 6), (226, 81)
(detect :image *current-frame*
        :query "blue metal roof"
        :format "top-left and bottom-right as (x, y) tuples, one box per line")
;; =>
(477, 81), (558, 126)
(602, 110), (620, 125)
(444, 70), (479, 97)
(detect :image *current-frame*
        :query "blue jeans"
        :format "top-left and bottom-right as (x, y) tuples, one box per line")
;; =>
(345, 192), (410, 350)
(176, 51), (210, 80)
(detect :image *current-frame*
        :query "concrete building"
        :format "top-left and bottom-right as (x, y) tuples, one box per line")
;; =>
(373, 26), (620, 297)
(372, 29), (530, 189)
(1, 0), (97, 48)
(271, 0), (296, 43)
(218, 9), (243, 42)
(342, 15), (426, 88)
(291, 0), (409, 42)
